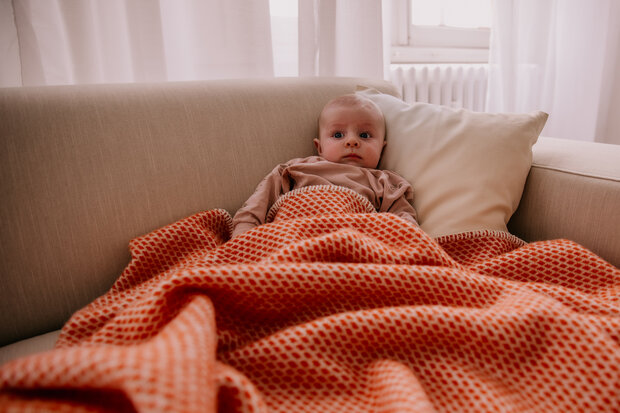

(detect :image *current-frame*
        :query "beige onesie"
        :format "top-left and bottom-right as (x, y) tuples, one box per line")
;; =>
(232, 156), (417, 237)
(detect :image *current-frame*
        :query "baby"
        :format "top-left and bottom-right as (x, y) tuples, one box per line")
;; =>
(231, 93), (417, 237)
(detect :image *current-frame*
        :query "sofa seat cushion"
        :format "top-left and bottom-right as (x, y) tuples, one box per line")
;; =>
(0, 330), (60, 365)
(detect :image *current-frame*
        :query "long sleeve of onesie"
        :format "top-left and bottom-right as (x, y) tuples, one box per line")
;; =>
(372, 171), (417, 225)
(231, 164), (286, 238)
(382, 187), (418, 225)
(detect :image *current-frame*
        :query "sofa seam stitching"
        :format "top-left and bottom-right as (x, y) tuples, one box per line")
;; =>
(531, 164), (620, 183)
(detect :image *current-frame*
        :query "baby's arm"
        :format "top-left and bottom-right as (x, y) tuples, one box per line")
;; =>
(231, 165), (284, 237)
(380, 171), (418, 225)
(387, 195), (418, 225)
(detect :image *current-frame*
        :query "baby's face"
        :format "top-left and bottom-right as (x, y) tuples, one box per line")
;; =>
(314, 101), (386, 169)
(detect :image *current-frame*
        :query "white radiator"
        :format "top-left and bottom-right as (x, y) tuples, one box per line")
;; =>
(390, 64), (489, 112)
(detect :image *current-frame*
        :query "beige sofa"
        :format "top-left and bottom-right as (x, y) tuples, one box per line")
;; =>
(1, 77), (619, 365)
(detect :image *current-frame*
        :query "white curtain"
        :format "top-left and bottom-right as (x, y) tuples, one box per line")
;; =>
(298, 0), (386, 79)
(487, 0), (620, 143)
(1, 0), (274, 87)
(1, 0), (387, 87)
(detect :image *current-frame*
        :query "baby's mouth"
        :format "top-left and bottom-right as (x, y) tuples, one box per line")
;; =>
(344, 154), (361, 159)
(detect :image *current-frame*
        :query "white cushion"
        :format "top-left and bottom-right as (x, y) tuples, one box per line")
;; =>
(358, 87), (548, 238)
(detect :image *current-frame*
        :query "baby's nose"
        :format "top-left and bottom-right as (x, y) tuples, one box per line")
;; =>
(345, 137), (360, 147)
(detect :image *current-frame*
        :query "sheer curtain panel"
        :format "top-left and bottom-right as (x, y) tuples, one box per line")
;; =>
(487, 0), (620, 144)
(1, 0), (274, 87)
(1, 0), (389, 87)
(298, 0), (386, 79)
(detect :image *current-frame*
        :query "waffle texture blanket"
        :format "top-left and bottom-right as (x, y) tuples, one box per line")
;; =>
(1, 186), (619, 412)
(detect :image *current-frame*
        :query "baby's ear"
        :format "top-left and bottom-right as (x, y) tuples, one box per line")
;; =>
(313, 138), (322, 154)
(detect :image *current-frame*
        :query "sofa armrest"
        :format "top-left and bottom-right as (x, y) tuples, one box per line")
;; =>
(508, 137), (620, 268)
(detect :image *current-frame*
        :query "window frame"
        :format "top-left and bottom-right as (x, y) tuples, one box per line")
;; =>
(390, 0), (490, 64)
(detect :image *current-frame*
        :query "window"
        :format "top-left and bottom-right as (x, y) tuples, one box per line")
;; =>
(391, 0), (492, 63)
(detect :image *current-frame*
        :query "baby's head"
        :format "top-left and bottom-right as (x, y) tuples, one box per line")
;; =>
(314, 94), (386, 169)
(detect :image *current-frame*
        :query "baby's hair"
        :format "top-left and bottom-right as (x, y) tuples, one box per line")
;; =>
(324, 93), (373, 107)
(318, 94), (385, 133)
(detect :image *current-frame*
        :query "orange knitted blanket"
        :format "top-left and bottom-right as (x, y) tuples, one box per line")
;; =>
(1, 186), (619, 412)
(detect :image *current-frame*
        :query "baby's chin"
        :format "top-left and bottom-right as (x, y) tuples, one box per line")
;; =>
(337, 157), (377, 169)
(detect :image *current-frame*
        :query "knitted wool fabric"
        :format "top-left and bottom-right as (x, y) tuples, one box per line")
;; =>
(1, 186), (618, 412)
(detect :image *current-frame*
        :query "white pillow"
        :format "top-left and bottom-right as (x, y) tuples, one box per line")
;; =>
(357, 87), (548, 238)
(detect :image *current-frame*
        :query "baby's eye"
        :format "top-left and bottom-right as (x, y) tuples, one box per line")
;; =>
(360, 132), (371, 139)
(333, 132), (344, 138)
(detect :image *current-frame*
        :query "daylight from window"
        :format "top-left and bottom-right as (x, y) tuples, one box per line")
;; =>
(269, 0), (298, 76)
(412, 0), (491, 28)
(267, 0), (493, 74)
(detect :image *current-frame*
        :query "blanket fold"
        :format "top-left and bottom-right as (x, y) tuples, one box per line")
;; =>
(1, 186), (618, 412)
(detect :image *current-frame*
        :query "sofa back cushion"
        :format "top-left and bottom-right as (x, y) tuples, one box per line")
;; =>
(0, 77), (398, 346)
